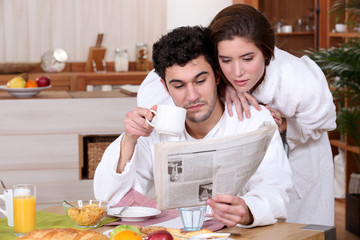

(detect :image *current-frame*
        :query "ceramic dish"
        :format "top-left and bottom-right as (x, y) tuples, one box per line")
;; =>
(0, 85), (51, 98)
(107, 206), (161, 221)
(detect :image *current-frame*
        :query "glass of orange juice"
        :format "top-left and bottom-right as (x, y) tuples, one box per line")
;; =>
(13, 184), (36, 237)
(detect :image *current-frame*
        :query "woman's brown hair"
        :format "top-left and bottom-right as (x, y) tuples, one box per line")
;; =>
(208, 4), (275, 66)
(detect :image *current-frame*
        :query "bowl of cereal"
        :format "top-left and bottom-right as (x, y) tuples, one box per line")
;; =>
(63, 200), (109, 228)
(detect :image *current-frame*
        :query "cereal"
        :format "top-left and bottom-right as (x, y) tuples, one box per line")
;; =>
(67, 204), (106, 226)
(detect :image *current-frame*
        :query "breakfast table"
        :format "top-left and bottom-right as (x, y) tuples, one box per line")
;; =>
(0, 203), (336, 240)
(30, 204), (335, 240)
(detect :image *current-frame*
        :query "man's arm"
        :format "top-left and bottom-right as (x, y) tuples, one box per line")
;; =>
(93, 106), (156, 205)
(116, 106), (156, 173)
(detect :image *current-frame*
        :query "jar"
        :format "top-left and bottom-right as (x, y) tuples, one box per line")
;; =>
(114, 48), (129, 72)
(41, 48), (68, 73)
(135, 43), (149, 71)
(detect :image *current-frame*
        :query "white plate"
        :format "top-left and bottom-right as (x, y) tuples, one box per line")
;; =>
(107, 206), (161, 221)
(103, 229), (112, 238)
(190, 233), (231, 239)
(0, 85), (51, 98)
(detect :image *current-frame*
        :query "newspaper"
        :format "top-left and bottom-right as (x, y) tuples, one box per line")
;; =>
(154, 122), (277, 210)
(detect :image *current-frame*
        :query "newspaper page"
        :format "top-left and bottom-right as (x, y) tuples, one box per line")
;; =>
(154, 122), (276, 210)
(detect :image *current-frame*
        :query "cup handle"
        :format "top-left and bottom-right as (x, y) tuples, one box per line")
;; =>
(0, 208), (5, 216)
(145, 109), (156, 127)
(0, 195), (5, 216)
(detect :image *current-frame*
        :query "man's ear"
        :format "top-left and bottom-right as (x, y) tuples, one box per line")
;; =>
(215, 70), (221, 85)
(160, 78), (170, 95)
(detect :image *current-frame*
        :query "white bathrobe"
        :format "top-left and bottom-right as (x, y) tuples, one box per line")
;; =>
(135, 47), (337, 226)
(94, 104), (292, 227)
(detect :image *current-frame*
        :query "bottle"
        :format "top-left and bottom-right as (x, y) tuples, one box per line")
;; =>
(114, 48), (129, 72)
(135, 43), (149, 71)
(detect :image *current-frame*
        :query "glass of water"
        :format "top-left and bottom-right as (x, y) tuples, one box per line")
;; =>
(178, 205), (207, 231)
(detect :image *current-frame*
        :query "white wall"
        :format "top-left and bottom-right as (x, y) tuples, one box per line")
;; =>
(167, 0), (232, 31)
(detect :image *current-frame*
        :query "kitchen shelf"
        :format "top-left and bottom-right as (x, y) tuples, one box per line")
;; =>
(330, 139), (360, 154)
(276, 32), (315, 36)
(328, 32), (360, 38)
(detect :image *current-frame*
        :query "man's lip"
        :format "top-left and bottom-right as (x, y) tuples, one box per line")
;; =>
(186, 104), (203, 111)
(234, 79), (249, 87)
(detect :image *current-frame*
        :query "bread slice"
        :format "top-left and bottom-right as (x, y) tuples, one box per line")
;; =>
(19, 228), (108, 240)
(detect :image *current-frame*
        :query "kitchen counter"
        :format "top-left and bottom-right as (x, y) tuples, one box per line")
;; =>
(0, 71), (149, 91)
(0, 91), (137, 209)
(0, 90), (133, 99)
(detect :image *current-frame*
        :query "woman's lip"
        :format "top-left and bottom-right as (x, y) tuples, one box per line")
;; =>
(234, 79), (248, 87)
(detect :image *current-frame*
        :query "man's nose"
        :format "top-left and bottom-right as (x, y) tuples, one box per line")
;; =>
(186, 84), (200, 101)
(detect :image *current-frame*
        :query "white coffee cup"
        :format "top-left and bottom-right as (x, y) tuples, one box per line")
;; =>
(335, 23), (346, 33)
(146, 105), (186, 136)
(281, 25), (293, 33)
(0, 189), (14, 227)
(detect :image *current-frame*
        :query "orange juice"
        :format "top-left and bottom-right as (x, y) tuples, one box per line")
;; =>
(13, 195), (36, 233)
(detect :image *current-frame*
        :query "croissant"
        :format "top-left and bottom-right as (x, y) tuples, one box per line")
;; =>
(19, 228), (108, 240)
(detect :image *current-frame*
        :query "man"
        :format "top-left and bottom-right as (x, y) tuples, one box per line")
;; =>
(94, 26), (292, 228)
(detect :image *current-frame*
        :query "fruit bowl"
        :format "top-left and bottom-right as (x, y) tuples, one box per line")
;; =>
(0, 85), (51, 98)
(63, 200), (109, 228)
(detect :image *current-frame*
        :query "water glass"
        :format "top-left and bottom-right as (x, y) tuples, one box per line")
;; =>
(178, 205), (206, 231)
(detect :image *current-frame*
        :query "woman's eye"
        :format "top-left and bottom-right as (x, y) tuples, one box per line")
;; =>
(220, 59), (230, 63)
(243, 57), (254, 61)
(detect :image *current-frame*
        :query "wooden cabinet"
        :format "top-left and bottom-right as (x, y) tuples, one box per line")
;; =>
(325, 0), (360, 48)
(233, 0), (328, 56)
(326, 0), (360, 193)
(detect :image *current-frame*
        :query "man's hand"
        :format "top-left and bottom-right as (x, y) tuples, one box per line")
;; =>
(124, 106), (157, 140)
(206, 195), (254, 227)
(224, 85), (261, 120)
(117, 106), (156, 173)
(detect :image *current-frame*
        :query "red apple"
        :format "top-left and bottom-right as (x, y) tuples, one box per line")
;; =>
(145, 230), (173, 240)
(36, 76), (51, 87)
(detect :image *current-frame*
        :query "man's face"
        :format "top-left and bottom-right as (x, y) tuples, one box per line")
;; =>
(162, 55), (219, 123)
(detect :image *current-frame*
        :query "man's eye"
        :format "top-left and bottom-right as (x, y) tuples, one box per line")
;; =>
(196, 79), (206, 84)
(174, 85), (184, 89)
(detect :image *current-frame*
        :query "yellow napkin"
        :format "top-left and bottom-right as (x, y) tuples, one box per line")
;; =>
(0, 211), (118, 239)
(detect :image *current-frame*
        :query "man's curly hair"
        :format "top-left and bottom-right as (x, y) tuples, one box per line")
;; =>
(152, 26), (217, 82)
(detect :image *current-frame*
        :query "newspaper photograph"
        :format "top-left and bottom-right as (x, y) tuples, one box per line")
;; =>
(154, 122), (276, 210)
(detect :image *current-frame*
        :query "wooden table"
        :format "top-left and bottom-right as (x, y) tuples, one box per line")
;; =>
(43, 205), (336, 240)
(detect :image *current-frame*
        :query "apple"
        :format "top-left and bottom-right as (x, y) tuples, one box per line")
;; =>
(110, 225), (142, 239)
(36, 75), (51, 87)
(145, 230), (174, 240)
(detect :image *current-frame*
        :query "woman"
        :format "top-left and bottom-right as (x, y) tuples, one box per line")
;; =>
(138, 4), (336, 226)
(207, 4), (336, 226)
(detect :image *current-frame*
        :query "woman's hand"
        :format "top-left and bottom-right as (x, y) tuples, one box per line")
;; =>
(224, 85), (261, 120)
(206, 195), (254, 227)
(265, 105), (287, 132)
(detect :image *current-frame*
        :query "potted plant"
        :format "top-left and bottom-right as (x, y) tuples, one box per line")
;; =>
(307, 0), (360, 235)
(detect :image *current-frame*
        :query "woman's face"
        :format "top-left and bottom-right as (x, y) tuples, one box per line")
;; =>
(217, 36), (266, 93)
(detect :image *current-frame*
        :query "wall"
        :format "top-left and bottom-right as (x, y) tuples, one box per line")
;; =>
(166, 0), (232, 30)
(0, 0), (232, 63)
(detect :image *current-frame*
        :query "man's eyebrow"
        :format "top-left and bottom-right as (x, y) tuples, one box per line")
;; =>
(168, 71), (209, 84)
(219, 52), (255, 58)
